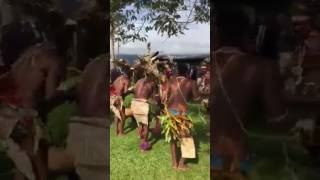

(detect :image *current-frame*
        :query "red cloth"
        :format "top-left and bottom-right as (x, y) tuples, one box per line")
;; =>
(0, 74), (23, 107)
(110, 85), (116, 96)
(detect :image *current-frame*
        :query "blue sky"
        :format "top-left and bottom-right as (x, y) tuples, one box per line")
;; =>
(118, 22), (210, 55)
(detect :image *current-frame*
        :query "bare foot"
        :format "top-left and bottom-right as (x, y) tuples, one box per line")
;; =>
(178, 164), (188, 171)
(172, 165), (178, 170)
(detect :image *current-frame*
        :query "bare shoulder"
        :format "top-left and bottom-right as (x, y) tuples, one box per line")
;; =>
(248, 55), (281, 81)
(12, 43), (60, 70)
(135, 78), (144, 86)
(84, 54), (108, 73)
(119, 75), (129, 84)
(188, 78), (196, 83)
(123, 75), (130, 81)
(82, 55), (108, 84)
(136, 78), (143, 84)
(80, 55), (108, 88)
(167, 77), (175, 87)
(249, 55), (275, 65)
(243, 54), (278, 70)
(187, 79), (197, 87)
(169, 76), (177, 83)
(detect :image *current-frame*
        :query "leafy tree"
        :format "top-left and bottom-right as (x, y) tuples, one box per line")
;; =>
(110, 0), (210, 59)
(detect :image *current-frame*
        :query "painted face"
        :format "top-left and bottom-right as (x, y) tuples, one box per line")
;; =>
(165, 69), (173, 77)
(200, 66), (208, 75)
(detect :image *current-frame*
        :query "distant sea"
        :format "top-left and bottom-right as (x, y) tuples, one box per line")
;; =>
(117, 53), (209, 64)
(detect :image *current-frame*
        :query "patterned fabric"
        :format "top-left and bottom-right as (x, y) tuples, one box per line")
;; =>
(0, 104), (40, 147)
(198, 74), (210, 95)
(0, 104), (41, 180)
(110, 96), (123, 121)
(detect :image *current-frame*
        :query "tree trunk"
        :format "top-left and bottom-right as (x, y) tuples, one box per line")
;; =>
(117, 41), (120, 56)
(110, 24), (116, 61)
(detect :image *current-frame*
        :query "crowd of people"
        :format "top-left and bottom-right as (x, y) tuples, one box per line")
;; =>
(2, 0), (320, 179)
(110, 52), (210, 171)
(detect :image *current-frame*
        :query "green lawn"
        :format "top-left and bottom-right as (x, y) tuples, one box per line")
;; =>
(1, 101), (320, 180)
(110, 103), (210, 180)
(244, 116), (320, 180)
(247, 132), (320, 180)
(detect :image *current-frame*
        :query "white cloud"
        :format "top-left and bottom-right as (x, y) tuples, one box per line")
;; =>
(118, 23), (210, 55)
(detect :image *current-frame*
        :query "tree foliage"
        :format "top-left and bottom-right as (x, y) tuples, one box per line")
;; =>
(110, 0), (210, 43)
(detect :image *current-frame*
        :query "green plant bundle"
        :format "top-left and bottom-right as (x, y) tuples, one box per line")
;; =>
(44, 102), (78, 147)
(67, 67), (83, 77)
(123, 93), (134, 108)
(57, 67), (83, 91)
(160, 106), (193, 143)
(57, 76), (82, 91)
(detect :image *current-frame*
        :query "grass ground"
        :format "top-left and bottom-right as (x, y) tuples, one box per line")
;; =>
(244, 116), (320, 180)
(250, 134), (320, 180)
(110, 103), (210, 180)
(247, 132), (320, 180)
(1, 102), (320, 180)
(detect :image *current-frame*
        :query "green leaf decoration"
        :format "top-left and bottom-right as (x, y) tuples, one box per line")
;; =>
(160, 106), (194, 143)
(123, 94), (134, 108)
(57, 76), (82, 91)
(57, 67), (83, 91)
